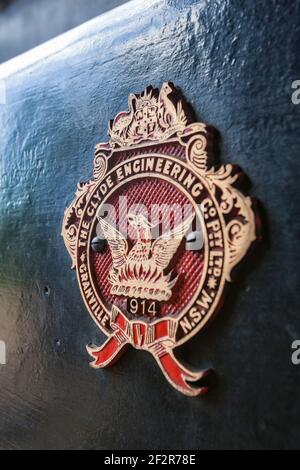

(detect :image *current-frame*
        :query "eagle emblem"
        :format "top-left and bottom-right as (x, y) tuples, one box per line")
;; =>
(98, 212), (195, 301)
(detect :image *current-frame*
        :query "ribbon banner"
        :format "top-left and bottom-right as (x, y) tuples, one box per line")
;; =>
(87, 306), (209, 397)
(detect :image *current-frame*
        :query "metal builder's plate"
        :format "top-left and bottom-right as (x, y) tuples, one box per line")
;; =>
(62, 82), (258, 396)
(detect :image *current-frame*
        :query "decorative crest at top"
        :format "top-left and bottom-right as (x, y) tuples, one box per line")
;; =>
(108, 82), (190, 147)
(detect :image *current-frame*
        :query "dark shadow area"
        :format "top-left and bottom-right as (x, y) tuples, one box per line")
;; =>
(0, 0), (129, 63)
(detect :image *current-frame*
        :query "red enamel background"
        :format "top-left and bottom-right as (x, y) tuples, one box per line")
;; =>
(92, 177), (204, 318)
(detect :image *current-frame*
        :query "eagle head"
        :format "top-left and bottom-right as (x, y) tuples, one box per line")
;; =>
(127, 213), (154, 230)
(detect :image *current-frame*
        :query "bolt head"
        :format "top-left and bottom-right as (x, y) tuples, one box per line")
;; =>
(186, 231), (204, 251)
(91, 236), (107, 253)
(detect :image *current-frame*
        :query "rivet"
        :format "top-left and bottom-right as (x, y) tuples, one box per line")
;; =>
(186, 231), (204, 251)
(91, 236), (107, 253)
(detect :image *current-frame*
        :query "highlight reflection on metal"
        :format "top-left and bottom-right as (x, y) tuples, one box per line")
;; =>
(62, 82), (258, 397)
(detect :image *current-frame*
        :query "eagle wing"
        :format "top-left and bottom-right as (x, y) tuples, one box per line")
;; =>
(151, 213), (195, 269)
(97, 217), (128, 269)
